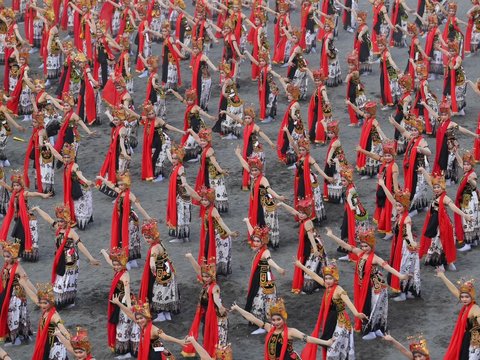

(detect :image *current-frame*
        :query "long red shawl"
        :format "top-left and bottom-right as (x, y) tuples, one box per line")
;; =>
(380, 51), (393, 105)
(162, 38), (182, 86)
(242, 123), (255, 189)
(51, 227), (71, 282)
(355, 118), (374, 170)
(0, 190), (32, 252)
(389, 212), (408, 292)
(345, 184), (358, 262)
(323, 137), (338, 198)
(277, 101), (295, 162)
(308, 86), (326, 143)
(273, 14), (288, 63)
(444, 303), (475, 360)
(248, 174), (263, 227)
(374, 161), (394, 233)
(258, 66), (268, 119)
(432, 119), (451, 174)
(141, 119), (155, 181)
(63, 162), (77, 224)
(264, 325), (289, 360)
(166, 165), (181, 229)
(98, 125), (124, 184)
(291, 220), (307, 293)
(54, 111), (74, 151)
(181, 105), (195, 144)
(32, 308), (56, 360)
(111, 190), (131, 256)
(465, 16), (474, 54)
(6, 64), (26, 114)
(403, 136), (422, 192)
(247, 247), (266, 293)
(138, 246), (153, 303)
(138, 321), (153, 360)
(354, 251), (374, 331)
(0, 262), (19, 339)
(445, 58), (459, 113)
(413, 81), (433, 134)
(198, 207), (215, 263)
(319, 33), (331, 76)
(23, 127), (43, 193)
(454, 169), (474, 244)
(294, 154), (315, 218)
(194, 145), (211, 196)
(76, 68), (96, 125)
(135, 21), (147, 72)
(108, 269), (126, 349)
(371, 4), (382, 53)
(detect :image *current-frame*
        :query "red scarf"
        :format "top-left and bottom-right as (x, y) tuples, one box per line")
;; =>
(138, 246), (153, 302)
(0, 262), (19, 338)
(308, 86), (326, 143)
(291, 220), (307, 293)
(6, 64), (26, 114)
(0, 190), (33, 252)
(420, 192), (456, 264)
(23, 126), (44, 193)
(444, 303), (475, 359)
(76, 68), (96, 125)
(63, 162), (77, 224)
(108, 269), (126, 349)
(356, 118), (374, 170)
(198, 206), (215, 263)
(371, 3), (382, 52)
(294, 154), (315, 218)
(135, 21), (147, 72)
(249, 26), (261, 80)
(99, 1), (115, 31)
(247, 247), (266, 293)
(445, 58), (459, 113)
(181, 105), (195, 144)
(166, 165), (181, 228)
(413, 81), (433, 134)
(111, 190), (132, 256)
(301, 284), (337, 360)
(93, 37), (114, 81)
(182, 284), (219, 357)
(277, 101), (296, 162)
(41, 27), (52, 76)
(32, 308), (56, 360)
(425, 27), (437, 61)
(115, 8), (132, 41)
(163, 38), (182, 86)
(60, 0), (70, 29)
(475, 112), (480, 162)
(443, 16), (464, 58)
(323, 137), (338, 197)
(403, 136), (422, 192)
(273, 14), (288, 63)
(264, 325), (289, 360)
(24, 6), (35, 45)
(194, 145), (211, 197)
(144, 72), (156, 105)
(465, 16), (474, 53)
(433, 119), (451, 174)
(374, 161), (394, 233)
(345, 184), (358, 262)
(58, 56), (72, 97)
(51, 227), (71, 282)
(320, 32), (331, 76)
(55, 111), (74, 152)
(258, 66), (268, 119)
(141, 119), (156, 180)
(389, 212), (408, 291)
(380, 51), (393, 105)
(138, 321), (153, 360)
(353, 251), (374, 331)
(242, 123), (255, 188)
(406, 37), (418, 79)
(98, 125), (124, 184)
(192, 20), (206, 41)
(454, 169), (474, 244)
(248, 174), (263, 227)
(389, 0), (401, 46)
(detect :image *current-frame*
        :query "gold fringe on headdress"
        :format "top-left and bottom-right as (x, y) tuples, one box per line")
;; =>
(70, 327), (92, 354)
(268, 298), (288, 320)
(109, 247), (128, 267)
(2, 241), (20, 259)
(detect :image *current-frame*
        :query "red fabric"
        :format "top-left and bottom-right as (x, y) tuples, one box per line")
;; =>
(286, 44), (300, 76)
(301, 284), (337, 360)
(138, 246), (152, 303)
(247, 247), (266, 293)
(258, 66), (268, 119)
(264, 325), (289, 360)
(60, 0), (69, 29)
(403, 136), (422, 192)
(181, 105), (195, 144)
(454, 169), (474, 244)
(308, 86), (326, 143)
(389, 0), (400, 46)
(115, 8), (131, 41)
(0, 190), (33, 252)
(291, 221), (306, 292)
(347, 79), (359, 125)
(465, 17), (474, 53)
(98, 125), (124, 184)
(198, 207), (215, 263)
(136, 21), (147, 72)
(353, 251), (374, 331)
(55, 111), (74, 152)
(371, 4), (382, 53)
(0, 262), (19, 338)
(24, 7), (35, 45)
(373, 161), (394, 233)
(138, 321), (153, 360)
(445, 58), (459, 113)
(194, 145), (211, 197)
(76, 68), (96, 125)
(444, 303), (474, 360)
(32, 308), (56, 360)
(413, 81), (432, 134)
(242, 123), (255, 188)
(475, 112), (480, 162)
(420, 192), (456, 264)
(141, 119), (155, 180)
(323, 137), (338, 198)
(277, 101), (295, 162)
(355, 118), (374, 170)
(23, 127), (43, 193)
(40, 27), (51, 76)
(294, 154), (315, 218)
(248, 174), (263, 227)
(3, 47), (14, 92)
(99, 1), (115, 31)
(389, 212), (408, 291)
(192, 20), (206, 42)
(93, 37), (114, 81)
(442, 17), (464, 58)
(317, 0), (329, 40)
(190, 53), (202, 105)
(57, 56), (72, 97)
(406, 37), (418, 79)
(63, 162), (77, 224)
(380, 51), (393, 105)
(102, 79), (120, 107)
(182, 284), (219, 357)
(345, 184), (359, 262)
(73, 11), (81, 50)
(51, 227), (71, 282)
(273, 14), (288, 63)
(6, 64), (26, 114)
(166, 165), (181, 228)
(432, 119), (450, 174)
(108, 269), (126, 349)
(250, 26), (260, 80)
(319, 32), (331, 76)
(111, 190), (132, 256)
(163, 38), (182, 86)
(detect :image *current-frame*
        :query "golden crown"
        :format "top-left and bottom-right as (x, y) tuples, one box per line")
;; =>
(358, 228), (376, 248)
(364, 101), (377, 116)
(382, 139), (396, 156)
(3, 241), (20, 258)
(198, 186), (216, 203)
(458, 278), (476, 299)
(198, 128), (212, 142)
(340, 165), (354, 183)
(431, 172), (446, 189)
(116, 171), (131, 187)
(37, 282), (55, 303)
(323, 259), (339, 281)
(327, 120), (340, 135)
(399, 74), (413, 91)
(132, 300), (151, 319)
(244, 107), (256, 119)
(215, 344), (233, 360)
(109, 247), (128, 267)
(394, 189), (411, 209)
(62, 143), (76, 158)
(296, 197), (314, 217)
(297, 137), (311, 151)
(184, 88), (197, 102)
(10, 169), (24, 187)
(34, 79), (46, 88)
(62, 92), (75, 106)
(462, 150), (475, 165)
(200, 257), (217, 279)
(247, 156), (263, 171)
(141, 219), (161, 242)
(408, 335), (430, 357)
(170, 144), (186, 162)
(286, 84), (300, 100)
(251, 225), (270, 245)
(55, 203), (73, 224)
(268, 298), (288, 320)
(70, 327), (92, 353)
(404, 115), (424, 133)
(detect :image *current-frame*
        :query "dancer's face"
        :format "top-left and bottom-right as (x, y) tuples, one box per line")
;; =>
(271, 315), (284, 329)
(200, 197), (211, 207)
(460, 293), (472, 305)
(463, 161), (472, 173)
(12, 182), (22, 192)
(395, 202), (405, 214)
(413, 354), (427, 360)
(411, 128), (419, 138)
(171, 155), (179, 165)
(73, 349), (87, 360)
(199, 139), (209, 148)
(201, 273), (213, 284)
(39, 299), (51, 311)
(433, 184), (443, 196)
(112, 260), (123, 272)
(324, 275), (336, 287)
(383, 153), (393, 163)
(252, 237), (262, 249)
(135, 314), (148, 328)
(250, 167), (261, 178)
(327, 130), (335, 139)
(63, 103), (72, 112)
(244, 115), (253, 124)
(359, 242), (371, 253)
(2, 251), (13, 264)
(298, 147), (308, 156)
(292, 35), (298, 44)
(63, 154), (72, 164)
(341, 178), (348, 187)
(298, 212), (308, 220)
(147, 110), (156, 119)
(118, 181), (127, 191)
(161, 28), (169, 38)
(57, 219), (68, 229)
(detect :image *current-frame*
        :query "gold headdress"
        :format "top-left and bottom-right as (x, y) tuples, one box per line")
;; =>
(62, 92), (75, 106)
(247, 156), (263, 171)
(258, 50), (269, 63)
(146, 55), (159, 69)
(244, 107), (256, 119)
(109, 247), (128, 267)
(313, 69), (327, 82)
(116, 171), (131, 187)
(62, 143), (76, 158)
(3, 241), (20, 259)
(297, 137), (310, 151)
(340, 165), (354, 184)
(405, 114), (424, 133)
(218, 62), (232, 75)
(278, 1), (289, 11)
(174, 0), (186, 9)
(215, 344), (233, 360)
(327, 120), (339, 135)
(170, 144), (186, 162)
(324, 17), (334, 29)
(377, 35), (387, 47)
(37, 282), (55, 303)
(19, 47), (30, 62)
(253, 10), (266, 23)
(408, 335), (430, 357)
(112, 106), (127, 121)
(448, 1), (457, 12)
(74, 52), (88, 63)
(382, 139), (396, 156)
(463, 150), (475, 165)
(322, 259), (339, 281)
(132, 300), (152, 319)
(141, 218), (161, 242)
(458, 278), (476, 299)
(448, 40), (459, 54)
(200, 257), (216, 279)
(347, 52), (359, 68)
(34, 78), (46, 89)
(407, 22), (418, 35)
(198, 186), (216, 203)
(416, 62), (428, 79)
(358, 228), (376, 248)
(364, 101), (377, 116)
(251, 226), (269, 245)
(70, 327), (92, 354)
(399, 74), (413, 91)
(10, 169), (24, 187)
(296, 197), (314, 218)
(223, 19), (235, 30)
(198, 128), (212, 142)
(357, 11), (367, 22)
(2, 8), (15, 20)
(55, 203), (73, 225)
(431, 172), (446, 190)
(286, 84), (300, 100)
(97, 19), (107, 33)
(268, 298), (288, 320)
(394, 189), (411, 209)
(161, 21), (171, 31)
(33, 111), (45, 127)
(428, 14), (438, 25)
(192, 38), (203, 50)
(184, 88), (197, 102)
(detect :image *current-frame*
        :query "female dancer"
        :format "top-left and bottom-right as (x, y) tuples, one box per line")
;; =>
(182, 254), (228, 357)
(0, 170), (50, 261)
(306, 69), (330, 144)
(184, 183), (236, 275)
(390, 0), (414, 48)
(353, 11), (372, 74)
(378, 181), (421, 301)
(189, 128), (229, 212)
(369, 0), (395, 54)
(345, 52), (367, 126)
(110, 296), (186, 359)
(0, 241), (34, 345)
(284, 135), (330, 222)
(440, 40), (467, 116)
(231, 298), (332, 357)
(25, 283), (69, 360)
(318, 17), (342, 87)
(418, 170), (472, 271)
(283, 28), (308, 100)
(278, 201), (328, 294)
(138, 55), (165, 117)
(100, 247), (139, 358)
(6, 48), (33, 122)
(442, 2), (466, 56)
(383, 334), (430, 359)
(32, 204), (99, 308)
(138, 219), (180, 322)
(235, 149), (285, 248)
(0, 90), (24, 168)
(242, 219), (285, 335)
(412, 61), (438, 135)
(223, 107), (275, 190)
(55, 328), (97, 360)
(393, 74), (414, 154)
(377, 36), (401, 109)
(96, 171), (152, 268)
(325, 227), (408, 340)
(436, 267), (480, 358)
(424, 14), (445, 80)
(323, 121), (347, 204)
(46, 142), (94, 229)
(466, 0), (480, 55)
(184, 337), (232, 360)
(403, 23), (430, 80)
(357, 139), (399, 238)
(388, 115), (431, 213)
(454, 150), (479, 252)
(263, 1), (290, 64)
(166, 145), (191, 243)
(296, 260), (366, 360)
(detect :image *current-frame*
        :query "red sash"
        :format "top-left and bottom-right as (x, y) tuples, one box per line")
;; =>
(299, 4), (310, 48)
(403, 136), (422, 192)
(51, 227), (71, 282)
(32, 308), (56, 360)
(445, 58), (459, 113)
(444, 303), (474, 360)
(248, 174), (263, 227)
(264, 325), (289, 360)
(294, 154), (315, 218)
(301, 284), (337, 360)
(23, 127), (43, 193)
(58, 56), (72, 97)
(63, 162), (77, 224)
(135, 21), (147, 72)
(413, 81), (432, 134)
(99, 1), (115, 31)
(111, 190), (131, 256)
(190, 54), (202, 105)
(60, 0), (69, 29)
(308, 87), (326, 143)
(198, 207), (215, 263)
(323, 137), (338, 197)
(0, 262), (19, 338)
(465, 17), (474, 53)
(291, 221), (307, 293)
(250, 26), (260, 79)
(76, 68), (96, 125)
(194, 145), (211, 196)
(356, 118), (374, 170)
(6, 64), (26, 114)
(320, 33), (331, 76)
(0, 190), (33, 252)
(145, 73), (156, 105)
(380, 51), (393, 105)
(242, 123), (255, 188)
(108, 269), (126, 349)
(346, 78), (359, 125)
(454, 169), (474, 244)
(141, 119), (155, 180)
(354, 251), (374, 331)
(273, 15), (288, 63)
(374, 161), (394, 233)
(247, 247), (266, 294)
(389, 212), (408, 291)
(138, 321), (153, 360)
(98, 125), (124, 184)
(389, 0), (400, 46)
(138, 246), (153, 303)
(433, 119), (450, 174)
(163, 38), (182, 86)
(166, 165), (181, 228)
(443, 17), (464, 58)
(55, 111), (74, 152)
(406, 37), (417, 79)
(371, 4), (382, 52)
(181, 105), (195, 144)
(277, 101), (295, 162)
(24, 7), (35, 44)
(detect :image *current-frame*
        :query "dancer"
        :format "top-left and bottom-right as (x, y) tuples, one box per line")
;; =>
(369, 0), (395, 54)
(412, 62), (438, 136)
(440, 40), (467, 116)
(323, 121), (346, 203)
(393, 74), (414, 154)
(138, 219), (180, 322)
(184, 337), (232, 360)
(306, 69), (330, 144)
(377, 36), (401, 108)
(345, 52), (367, 127)
(318, 17), (342, 87)
(383, 334), (430, 359)
(55, 327), (98, 360)
(32, 204), (99, 308)
(353, 11), (372, 74)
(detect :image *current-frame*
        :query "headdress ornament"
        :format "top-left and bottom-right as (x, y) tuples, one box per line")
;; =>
(218, 62), (232, 75)
(278, 1), (289, 11)
(251, 225), (269, 245)
(70, 328), (92, 354)
(358, 228), (376, 248)
(198, 186), (216, 203)
(405, 114), (424, 133)
(408, 335), (430, 357)
(116, 171), (131, 187)
(244, 107), (256, 119)
(34, 78), (45, 89)
(109, 247), (128, 267)
(416, 62), (428, 79)
(407, 22), (418, 35)
(37, 282), (55, 303)
(33, 111), (45, 126)
(324, 17), (334, 29)
(215, 344), (233, 360)
(394, 189), (411, 209)
(161, 21), (171, 31)
(431, 172), (446, 189)
(286, 84), (300, 100)
(62, 143), (76, 158)
(448, 1), (457, 12)
(223, 19), (235, 30)
(296, 197), (314, 218)
(146, 55), (159, 68)
(439, 99), (451, 115)
(19, 47), (30, 61)
(184, 88), (197, 102)
(462, 150), (475, 165)
(340, 165), (354, 183)
(377, 35), (387, 47)
(268, 298), (288, 320)
(2, 241), (20, 259)
(327, 120), (339, 135)
(322, 259), (339, 281)
(357, 11), (367, 22)
(458, 278), (476, 299)
(55, 203), (73, 225)
(170, 144), (186, 162)
(297, 137), (310, 151)
(141, 218), (160, 242)
(382, 139), (396, 156)
(448, 40), (459, 53)
(198, 128), (212, 142)
(313, 69), (327, 81)
(247, 156), (263, 171)
(62, 92), (75, 106)
(112, 106), (127, 121)
(428, 14), (438, 25)
(399, 74), (413, 91)
(192, 38), (203, 50)
(10, 169), (24, 187)
(132, 300), (151, 319)
(74, 52), (87, 63)
(142, 100), (155, 115)
(364, 101), (377, 116)
(258, 50), (269, 62)
(347, 52), (359, 68)
(200, 257), (216, 279)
